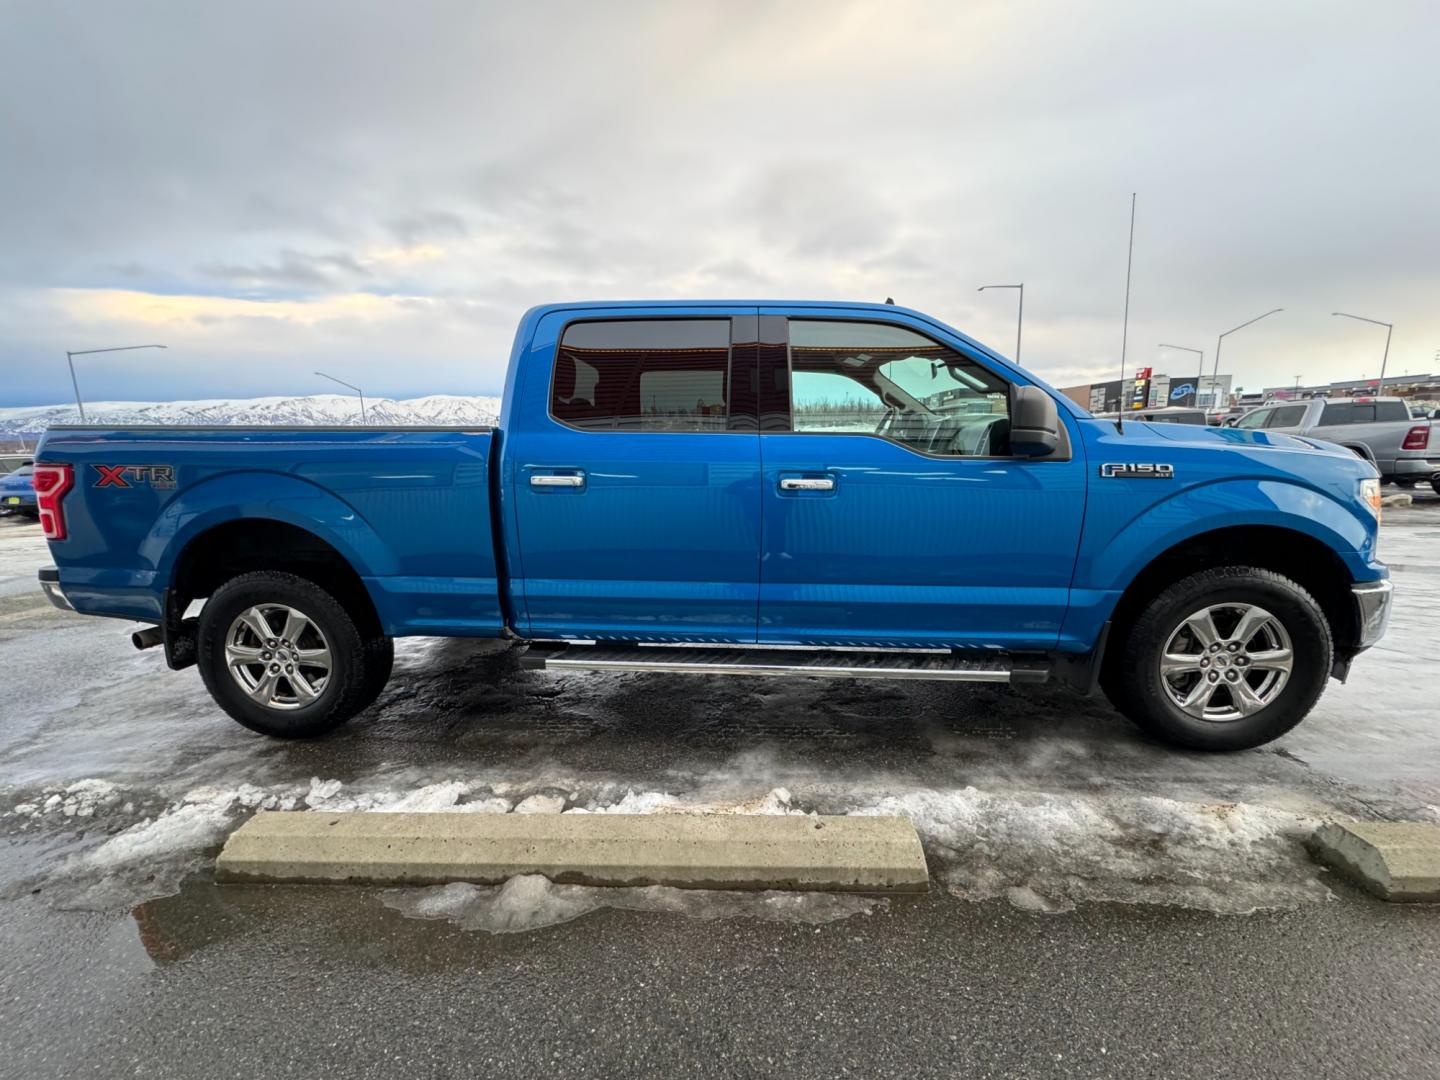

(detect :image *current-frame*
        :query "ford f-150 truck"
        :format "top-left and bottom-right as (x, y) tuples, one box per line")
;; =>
(34, 301), (1393, 751)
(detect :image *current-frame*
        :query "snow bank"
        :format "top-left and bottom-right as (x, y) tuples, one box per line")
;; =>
(382, 874), (885, 934)
(854, 787), (1328, 912)
(9, 773), (1332, 916)
(576, 787), (796, 816)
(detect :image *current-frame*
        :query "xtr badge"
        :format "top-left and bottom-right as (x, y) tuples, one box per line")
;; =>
(91, 464), (177, 489)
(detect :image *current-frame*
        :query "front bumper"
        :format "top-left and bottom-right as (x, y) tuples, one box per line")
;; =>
(38, 567), (73, 612)
(1352, 579), (1393, 649)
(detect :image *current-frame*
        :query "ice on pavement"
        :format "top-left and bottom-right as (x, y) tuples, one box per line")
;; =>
(6, 774), (1331, 915)
(382, 874), (885, 934)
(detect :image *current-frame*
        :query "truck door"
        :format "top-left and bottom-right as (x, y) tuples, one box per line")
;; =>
(505, 308), (762, 641)
(755, 309), (1086, 649)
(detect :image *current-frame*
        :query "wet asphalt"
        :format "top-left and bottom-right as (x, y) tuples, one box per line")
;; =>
(1, 499), (1438, 1078)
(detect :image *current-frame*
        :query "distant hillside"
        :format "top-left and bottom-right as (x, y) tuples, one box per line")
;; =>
(0, 393), (503, 436)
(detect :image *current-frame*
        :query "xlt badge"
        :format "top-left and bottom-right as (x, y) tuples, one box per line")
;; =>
(1100, 463), (1174, 479)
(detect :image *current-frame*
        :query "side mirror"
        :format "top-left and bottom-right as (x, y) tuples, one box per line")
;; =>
(1011, 386), (1059, 456)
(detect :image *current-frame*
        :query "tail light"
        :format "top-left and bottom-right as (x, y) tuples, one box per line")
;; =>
(1401, 425), (1429, 450)
(32, 464), (74, 540)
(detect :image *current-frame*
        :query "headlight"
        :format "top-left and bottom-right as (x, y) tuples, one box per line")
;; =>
(1359, 478), (1381, 520)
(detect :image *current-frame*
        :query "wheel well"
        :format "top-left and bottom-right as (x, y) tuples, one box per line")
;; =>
(171, 520), (382, 636)
(1106, 526), (1359, 661)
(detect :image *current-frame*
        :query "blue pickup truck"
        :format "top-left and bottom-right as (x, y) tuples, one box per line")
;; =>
(34, 301), (1392, 751)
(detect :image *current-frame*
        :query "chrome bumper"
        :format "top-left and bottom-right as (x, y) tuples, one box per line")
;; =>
(38, 567), (73, 612)
(1352, 580), (1393, 649)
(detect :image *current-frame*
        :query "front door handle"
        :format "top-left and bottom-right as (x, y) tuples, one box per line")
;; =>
(530, 473), (585, 488)
(779, 477), (835, 491)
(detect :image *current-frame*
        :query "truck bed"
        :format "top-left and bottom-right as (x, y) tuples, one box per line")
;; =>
(35, 425), (505, 635)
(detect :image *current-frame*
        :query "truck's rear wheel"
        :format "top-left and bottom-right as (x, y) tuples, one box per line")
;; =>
(197, 571), (381, 738)
(1104, 567), (1332, 751)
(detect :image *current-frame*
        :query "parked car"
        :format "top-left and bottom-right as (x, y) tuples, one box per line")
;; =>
(1095, 406), (1207, 425)
(0, 462), (37, 517)
(1231, 397), (1438, 490)
(33, 300), (1392, 752)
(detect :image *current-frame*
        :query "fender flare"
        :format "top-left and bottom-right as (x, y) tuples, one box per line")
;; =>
(144, 470), (399, 591)
(1083, 477), (1372, 594)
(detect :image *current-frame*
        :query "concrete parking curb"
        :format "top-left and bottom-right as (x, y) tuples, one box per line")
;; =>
(215, 811), (930, 893)
(1310, 821), (1440, 902)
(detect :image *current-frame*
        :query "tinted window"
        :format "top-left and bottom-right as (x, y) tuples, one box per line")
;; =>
(1375, 400), (1409, 422)
(1319, 402), (1387, 425)
(1235, 408), (1270, 429)
(552, 319), (732, 431)
(1265, 405), (1307, 428)
(789, 320), (1012, 456)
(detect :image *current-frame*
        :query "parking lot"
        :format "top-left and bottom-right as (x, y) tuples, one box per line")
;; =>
(2, 502), (1438, 1077)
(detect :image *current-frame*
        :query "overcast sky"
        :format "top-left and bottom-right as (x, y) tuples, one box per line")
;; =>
(1, 0), (1437, 407)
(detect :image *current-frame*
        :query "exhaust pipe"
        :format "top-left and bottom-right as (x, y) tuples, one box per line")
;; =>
(132, 625), (164, 651)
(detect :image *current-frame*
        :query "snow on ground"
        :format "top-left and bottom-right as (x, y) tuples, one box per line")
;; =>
(382, 875), (886, 934)
(5, 775), (1335, 918)
(854, 788), (1329, 913)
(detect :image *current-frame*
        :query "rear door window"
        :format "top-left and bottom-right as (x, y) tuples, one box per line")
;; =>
(552, 319), (734, 431)
(1265, 405), (1307, 428)
(1319, 402), (1369, 425)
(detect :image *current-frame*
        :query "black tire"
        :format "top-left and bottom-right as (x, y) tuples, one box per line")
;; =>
(356, 635), (395, 712)
(1103, 566), (1332, 752)
(1431, 475), (1440, 497)
(197, 571), (376, 738)
(1391, 478), (1416, 489)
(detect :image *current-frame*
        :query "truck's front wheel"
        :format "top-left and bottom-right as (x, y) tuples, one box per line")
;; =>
(1105, 567), (1333, 751)
(197, 571), (383, 738)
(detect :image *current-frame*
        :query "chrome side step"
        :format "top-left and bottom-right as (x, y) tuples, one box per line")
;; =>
(520, 644), (1048, 684)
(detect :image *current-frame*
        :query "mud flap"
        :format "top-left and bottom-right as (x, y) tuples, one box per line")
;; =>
(162, 589), (198, 670)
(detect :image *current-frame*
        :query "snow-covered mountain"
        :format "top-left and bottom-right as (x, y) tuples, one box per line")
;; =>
(0, 393), (502, 436)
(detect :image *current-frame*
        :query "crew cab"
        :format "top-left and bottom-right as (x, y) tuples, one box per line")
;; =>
(34, 301), (1393, 751)
(1232, 396), (1438, 491)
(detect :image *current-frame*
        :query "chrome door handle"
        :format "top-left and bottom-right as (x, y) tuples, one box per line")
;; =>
(530, 474), (585, 488)
(780, 477), (834, 491)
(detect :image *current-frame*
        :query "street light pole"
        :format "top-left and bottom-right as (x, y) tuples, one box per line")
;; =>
(977, 284), (1023, 364)
(65, 344), (168, 422)
(1158, 344), (1205, 404)
(315, 371), (367, 423)
(1332, 312), (1394, 393)
(1213, 309), (1283, 411)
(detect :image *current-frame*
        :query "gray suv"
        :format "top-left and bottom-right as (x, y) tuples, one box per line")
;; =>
(1232, 397), (1439, 490)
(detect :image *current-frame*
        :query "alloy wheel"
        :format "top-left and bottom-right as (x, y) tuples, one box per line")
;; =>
(1159, 602), (1293, 721)
(224, 604), (332, 710)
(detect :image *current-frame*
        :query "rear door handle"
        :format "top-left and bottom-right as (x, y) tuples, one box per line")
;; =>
(530, 473), (585, 488)
(779, 477), (834, 491)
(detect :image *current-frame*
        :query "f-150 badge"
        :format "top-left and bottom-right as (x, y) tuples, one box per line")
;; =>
(1100, 463), (1174, 479)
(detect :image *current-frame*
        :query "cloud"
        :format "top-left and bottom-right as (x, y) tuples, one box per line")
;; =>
(2, 0), (1438, 406)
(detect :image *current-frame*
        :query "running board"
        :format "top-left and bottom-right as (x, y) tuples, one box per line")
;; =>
(519, 644), (1049, 684)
